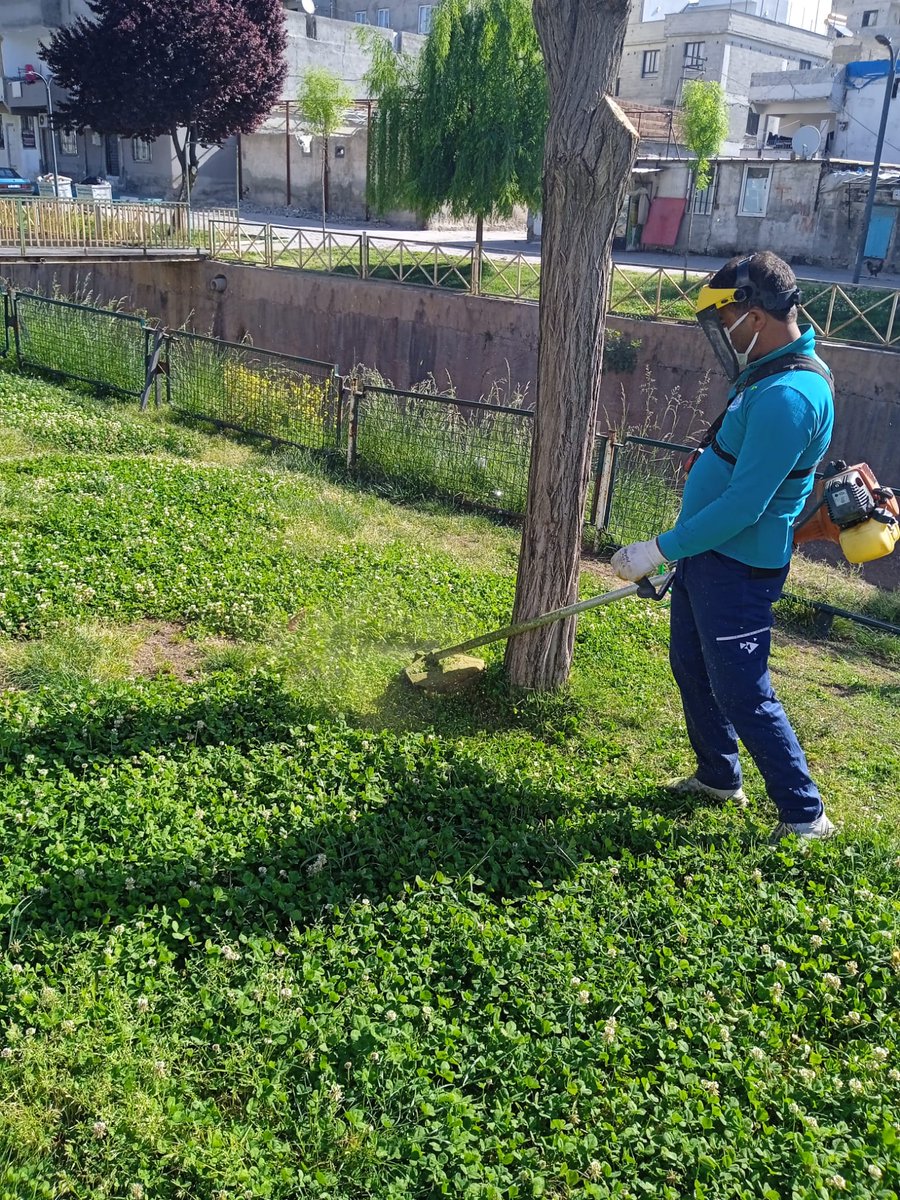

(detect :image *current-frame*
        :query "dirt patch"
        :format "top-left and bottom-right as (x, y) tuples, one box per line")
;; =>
(579, 556), (622, 589)
(130, 622), (205, 682)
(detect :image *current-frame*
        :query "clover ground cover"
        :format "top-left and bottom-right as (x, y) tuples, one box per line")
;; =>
(0, 370), (899, 1200)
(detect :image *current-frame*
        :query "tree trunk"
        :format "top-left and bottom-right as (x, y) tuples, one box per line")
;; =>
(504, 0), (638, 691)
(475, 213), (484, 250)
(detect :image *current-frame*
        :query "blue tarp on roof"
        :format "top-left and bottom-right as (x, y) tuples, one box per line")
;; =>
(846, 60), (891, 82)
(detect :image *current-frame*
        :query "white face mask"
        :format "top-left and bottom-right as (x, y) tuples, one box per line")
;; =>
(725, 311), (760, 374)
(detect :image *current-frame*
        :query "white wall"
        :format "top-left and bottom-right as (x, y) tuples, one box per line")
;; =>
(833, 77), (900, 161)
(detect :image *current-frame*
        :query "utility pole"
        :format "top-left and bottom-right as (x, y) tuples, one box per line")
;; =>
(23, 65), (60, 198)
(852, 35), (899, 285)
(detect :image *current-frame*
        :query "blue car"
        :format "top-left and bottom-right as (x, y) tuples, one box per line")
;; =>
(0, 167), (36, 196)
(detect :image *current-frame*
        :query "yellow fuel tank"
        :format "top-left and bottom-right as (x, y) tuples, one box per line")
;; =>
(838, 518), (900, 565)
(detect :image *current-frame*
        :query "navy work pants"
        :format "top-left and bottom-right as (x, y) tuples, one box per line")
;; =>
(669, 550), (823, 824)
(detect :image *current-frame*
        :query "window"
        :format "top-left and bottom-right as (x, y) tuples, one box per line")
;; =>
(377, 7), (390, 25)
(684, 41), (705, 69)
(132, 136), (152, 163)
(745, 109), (760, 136)
(799, 58), (812, 69)
(58, 127), (78, 156)
(861, 9), (879, 25)
(418, 5), (433, 34)
(692, 166), (717, 216)
(739, 164), (771, 216)
(20, 115), (36, 149)
(642, 49), (660, 76)
(355, 10), (367, 22)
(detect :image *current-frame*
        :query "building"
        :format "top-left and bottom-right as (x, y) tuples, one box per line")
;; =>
(617, 3), (834, 151)
(0, 3), (419, 203)
(328, 2), (436, 33)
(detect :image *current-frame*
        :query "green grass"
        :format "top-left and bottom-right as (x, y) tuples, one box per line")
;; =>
(1, 371), (900, 1199)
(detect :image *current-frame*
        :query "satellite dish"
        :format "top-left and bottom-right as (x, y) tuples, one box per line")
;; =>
(791, 125), (822, 159)
(300, 0), (315, 12)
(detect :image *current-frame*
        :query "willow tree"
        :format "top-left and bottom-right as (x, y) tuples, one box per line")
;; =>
(504, 0), (637, 690)
(361, 0), (546, 245)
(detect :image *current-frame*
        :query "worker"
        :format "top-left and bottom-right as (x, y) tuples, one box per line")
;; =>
(611, 252), (835, 842)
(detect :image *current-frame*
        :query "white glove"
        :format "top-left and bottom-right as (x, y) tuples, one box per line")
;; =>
(611, 538), (666, 583)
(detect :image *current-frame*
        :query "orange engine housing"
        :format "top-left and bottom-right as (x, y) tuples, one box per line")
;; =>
(794, 463), (899, 548)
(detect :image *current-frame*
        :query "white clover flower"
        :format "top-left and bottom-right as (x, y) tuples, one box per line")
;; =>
(788, 1101), (801, 1116)
(130, 1186), (145, 1200)
(136, 996), (149, 1013)
(61, 1019), (75, 1035)
(125, 877), (135, 892)
(874, 1047), (889, 1062)
(422, 1005), (433, 1020)
(868, 1165), (883, 1181)
(279, 987), (293, 1001)
(799, 1068), (815, 1084)
(153, 1060), (167, 1078)
(771, 982), (784, 1002)
(603, 1017), (617, 1045)
(587, 1160), (603, 1181)
(307, 854), (327, 876)
(760, 944), (771, 955)
(258, 866), (267, 878)
(775, 959), (787, 972)
(327, 1083), (344, 1104)
(846, 1010), (862, 1025)
(849, 1078), (864, 1096)
(826, 1175), (846, 1191)
(607, 946), (618, 958)
(810, 935), (824, 950)
(361, 898), (371, 908)
(751, 868), (763, 884)
(823, 973), (841, 991)
(888, 1068), (900, 1082)
(221, 946), (240, 962)
(570, 976), (583, 987)
(750, 1047), (765, 1062)
(805, 1115), (819, 1130)
(0, 1048), (12, 1060)
(385, 1010), (398, 1023)
(857, 888), (874, 901)
(718, 1026), (731, 1043)
(701, 1080), (719, 1096)
(846, 961), (859, 976)
(819, 917), (832, 932)
(370, 1050), (381, 1062)
(577, 990), (590, 1005)
(92, 1120), (108, 1138)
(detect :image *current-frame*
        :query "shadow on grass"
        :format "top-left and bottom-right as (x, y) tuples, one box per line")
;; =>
(2, 669), (745, 956)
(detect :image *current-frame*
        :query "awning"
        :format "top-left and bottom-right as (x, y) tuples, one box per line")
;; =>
(641, 197), (686, 248)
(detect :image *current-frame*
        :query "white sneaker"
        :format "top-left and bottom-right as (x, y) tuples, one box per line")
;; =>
(667, 775), (748, 808)
(770, 812), (836, 843)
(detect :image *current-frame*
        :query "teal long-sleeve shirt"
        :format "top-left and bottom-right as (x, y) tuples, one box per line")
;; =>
(656, 327), (834, 569)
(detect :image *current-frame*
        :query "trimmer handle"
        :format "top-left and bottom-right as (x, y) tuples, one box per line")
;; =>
(636, 571), (675, 601)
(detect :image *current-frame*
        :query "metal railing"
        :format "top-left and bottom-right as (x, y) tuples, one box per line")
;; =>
(347, 383), (534, 513)
(165, 330), (340, 451)
(0, 197), (235, 255)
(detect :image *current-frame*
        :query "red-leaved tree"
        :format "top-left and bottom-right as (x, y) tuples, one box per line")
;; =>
(41, 0), (286, 197)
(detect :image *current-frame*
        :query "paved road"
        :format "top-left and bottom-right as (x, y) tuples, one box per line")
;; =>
(231, 206), (900, 288)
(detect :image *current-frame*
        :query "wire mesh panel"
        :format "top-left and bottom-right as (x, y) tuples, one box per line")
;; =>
(166, 331), (340, 451)
(604, 435), (693, 545)
(0, 292), (10, 357)
(356, 385), (533, 513)
(14, 292), (148, 395)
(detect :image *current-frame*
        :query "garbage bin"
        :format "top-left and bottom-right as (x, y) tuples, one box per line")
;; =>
(75, 176), (113, 201)
(37, 174), (73, 199)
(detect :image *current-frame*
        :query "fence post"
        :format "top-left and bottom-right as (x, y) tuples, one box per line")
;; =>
(16, 201), (27, 255)
(266, 223), (274, 268)
(472, 243), (482, 296)
(360, 232), (368, 279)
(346, 379), (363, 469)
(592, 430), (618, 549)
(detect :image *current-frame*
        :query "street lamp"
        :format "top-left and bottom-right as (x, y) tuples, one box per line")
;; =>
(22, 65), (61, 199)
(851, 34), (899, 284)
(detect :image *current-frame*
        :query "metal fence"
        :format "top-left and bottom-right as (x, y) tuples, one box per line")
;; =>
(348, 384), (534, 513)
(12, 291), (150, 396)
(165, 331), (341, 451)
(0, 198), (235, 256)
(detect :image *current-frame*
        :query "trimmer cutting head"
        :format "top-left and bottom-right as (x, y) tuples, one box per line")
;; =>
(404, 653), (487, 694)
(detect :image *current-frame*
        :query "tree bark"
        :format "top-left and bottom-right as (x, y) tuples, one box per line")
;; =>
(504, 0), (638, 691)
(321, 135), (328, 238)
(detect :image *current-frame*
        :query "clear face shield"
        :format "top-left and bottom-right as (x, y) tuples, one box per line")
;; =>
(696, 302), (744, 383)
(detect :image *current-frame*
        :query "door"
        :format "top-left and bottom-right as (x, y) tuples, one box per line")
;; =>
(105, 134), (120, 178)
(864, 205), (896, 260)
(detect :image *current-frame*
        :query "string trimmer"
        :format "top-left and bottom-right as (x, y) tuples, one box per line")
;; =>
(404, 571), (675, 693)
